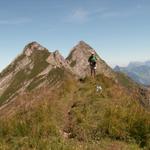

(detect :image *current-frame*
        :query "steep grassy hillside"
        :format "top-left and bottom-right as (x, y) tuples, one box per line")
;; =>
(0, 74), (149, 150)
(67, 75), (150, 148)
(0, 50), (50, 105)
(0, 41), (74, 106)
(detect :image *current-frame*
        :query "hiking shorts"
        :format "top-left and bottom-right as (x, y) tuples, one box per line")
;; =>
(90, 62), (96, 70)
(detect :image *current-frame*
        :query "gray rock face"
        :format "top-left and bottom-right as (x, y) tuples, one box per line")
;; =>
(66, 41), (115, 78)
(40, 50), (72, 76)
(47, 50), (70, 69)
(23, 41), (46, 56)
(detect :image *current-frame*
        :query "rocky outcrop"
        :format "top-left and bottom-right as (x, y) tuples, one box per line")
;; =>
(66, 41), (115, 78)
(0, 42), (72, 105)
(23, 41), (46, 56)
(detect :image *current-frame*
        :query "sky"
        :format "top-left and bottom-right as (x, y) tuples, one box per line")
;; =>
(0, 0), (150, 71)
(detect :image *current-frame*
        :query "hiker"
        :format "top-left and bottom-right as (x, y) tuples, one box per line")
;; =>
(88, 51), (97, 77)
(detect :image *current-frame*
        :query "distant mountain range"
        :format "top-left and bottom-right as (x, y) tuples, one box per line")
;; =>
(114, 61), (150, 85)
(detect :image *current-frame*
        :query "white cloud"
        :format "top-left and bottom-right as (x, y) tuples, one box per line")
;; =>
(67, 8), (89, 23)
(0, 18), (32, 25)
(66, 6), (140, 24)
(66, 7), (107, 23)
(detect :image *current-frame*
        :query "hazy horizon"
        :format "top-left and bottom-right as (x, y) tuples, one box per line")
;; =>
(0, 0), (150, 71)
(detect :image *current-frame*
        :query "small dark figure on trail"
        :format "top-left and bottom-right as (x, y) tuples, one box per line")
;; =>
(88, 51), (97, 77)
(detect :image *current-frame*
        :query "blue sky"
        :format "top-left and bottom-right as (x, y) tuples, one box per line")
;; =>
(0, 0), (150, 71)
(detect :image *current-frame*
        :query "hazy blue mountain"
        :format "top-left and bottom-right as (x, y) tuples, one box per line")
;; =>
(114, 61), (150, 85)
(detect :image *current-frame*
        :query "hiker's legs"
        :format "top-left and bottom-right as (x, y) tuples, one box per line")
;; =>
(91, 68), (93, 76)
(91, 68), (95, 77)
(91, 63), (96, 77)
(90, 64), (93, 76)
(93, 69), (96, 77)
(90, 63), (96, 77)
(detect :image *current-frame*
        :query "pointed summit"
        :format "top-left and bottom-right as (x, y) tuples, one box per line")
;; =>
(23, 41), (48, 56)
(77, 40), (92, 48)
(66, 41), (115, 78)
(69, 41), (93, 55)
(46, 50), (71, 70)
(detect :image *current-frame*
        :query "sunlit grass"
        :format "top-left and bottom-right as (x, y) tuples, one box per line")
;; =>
(0, 74), (149, 149)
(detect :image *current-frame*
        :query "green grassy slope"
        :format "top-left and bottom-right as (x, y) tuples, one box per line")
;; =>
(0, 73), (149, 150)
(0, 54), (26, 78)
(67, 76), (150, 148)
(0, 50), (50, 105)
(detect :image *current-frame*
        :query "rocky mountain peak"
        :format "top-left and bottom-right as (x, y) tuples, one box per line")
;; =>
(71, 41), (93, 54)
(78, 40), (92, 47)
(46, 50), (70, 69)
(66, 41), (115, 78)
(53, 50), (66, 64)
(23, 41), (47, 56)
